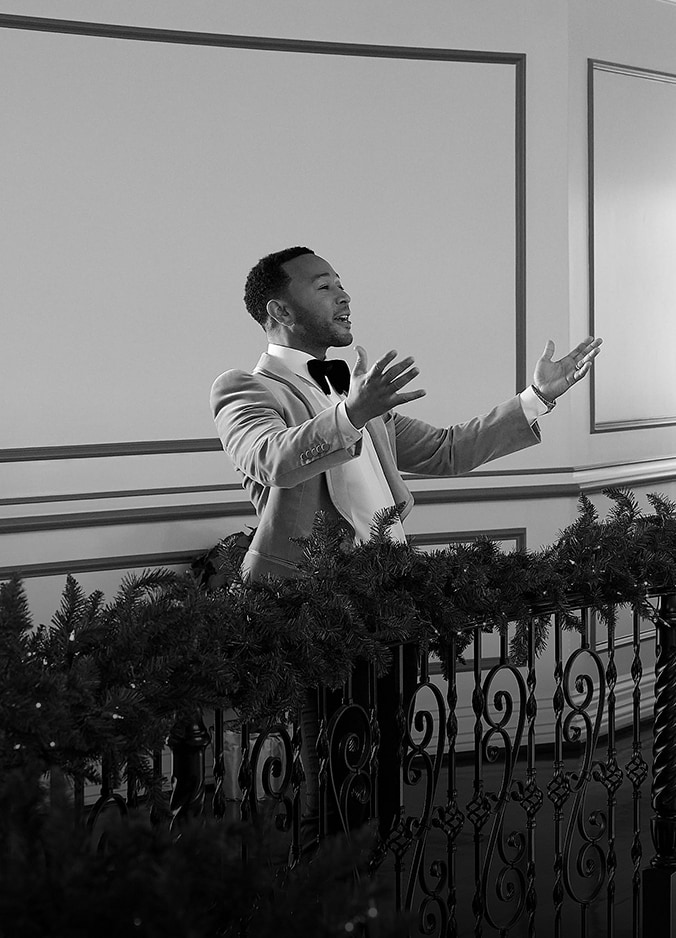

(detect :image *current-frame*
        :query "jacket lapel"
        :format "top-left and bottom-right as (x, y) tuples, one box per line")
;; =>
(365, 417), (414, 520)
(253, 352), (321, 416)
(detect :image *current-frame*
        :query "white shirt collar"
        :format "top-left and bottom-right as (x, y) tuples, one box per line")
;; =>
(266, 344), (317, 380)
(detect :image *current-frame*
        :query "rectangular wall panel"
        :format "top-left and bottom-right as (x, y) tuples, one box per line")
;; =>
(0, 20), (523, 464)
(590, 60), (676, 431)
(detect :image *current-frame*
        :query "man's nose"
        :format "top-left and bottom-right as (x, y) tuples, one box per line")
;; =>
(338, 288), (351, 304)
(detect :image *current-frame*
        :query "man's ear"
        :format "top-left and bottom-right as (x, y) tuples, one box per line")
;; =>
(266, 297), (291, 327)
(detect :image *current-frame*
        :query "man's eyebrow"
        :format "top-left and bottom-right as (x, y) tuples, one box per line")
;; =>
(311, 271), (339, 281)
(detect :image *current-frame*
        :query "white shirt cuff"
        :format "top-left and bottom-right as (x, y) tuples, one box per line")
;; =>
(336, 400), (364, 443)
(520, 385), (549, 425)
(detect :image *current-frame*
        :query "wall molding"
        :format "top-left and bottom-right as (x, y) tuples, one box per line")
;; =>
(0, 550), (201, 582)
(0, 529), (525, 583)
(0, 439), (221, 464)
(409, 528), (527, 550)
(0, 13), (527, 461)
(0, 483), (241, 508)
(0, 502), (256, 535)
(2, 456), (674, 511)
(0, 14), (525, 64)
(1, 455), (675, 536)
(588, 58), (676, 433)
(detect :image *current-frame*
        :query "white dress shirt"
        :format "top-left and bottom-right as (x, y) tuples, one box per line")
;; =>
(266, 344), (548, 545)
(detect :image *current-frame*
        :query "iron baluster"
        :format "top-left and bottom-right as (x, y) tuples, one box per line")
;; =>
(561, 608), (607, 935)
(73, 772), (85, 820)
(514, 615), (544, 938)
(316, 685), (330, 843)
(289, 711), (304, 868)
(432, 632), (465, 938)
(86, 753), (128, 850)
(168, 713), (211, 830)
(591, 608), (623, 935)
(479, 660), (527, 933)
(402, 643), (448, 938)
(243, 720), (294, 864)
(237, 720), (253, 824)
(382, 643), (413, 914)
(149, 748), (164, 827)
(548, 612), (571, 938)
(367, 659), (381, 830)
(326, 674), (372, 838)
(212, 706), (226, 819)
(626, 606), (648, 938)
(643, 592), (676, 937)
(468, 628), (490, 938)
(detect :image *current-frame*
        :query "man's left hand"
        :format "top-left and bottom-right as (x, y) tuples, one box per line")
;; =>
(533, 336), (603, 401)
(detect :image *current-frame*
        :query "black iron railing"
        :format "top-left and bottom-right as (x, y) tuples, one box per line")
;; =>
(82, 591), (676, 938)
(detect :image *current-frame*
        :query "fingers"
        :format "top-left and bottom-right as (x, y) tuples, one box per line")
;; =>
(395, 388), (427, 404)
(569, 337), (602, 378)
(371, 351), (422, 391)
(351, 345), (369, 376)
(568, 336), (603, 360)
(383, 356), (419, 390)
(541, 339), (555, 361)
(370, 349), (398, 374)
(352, 348), (425, 413)
(384, 356), (426, 402)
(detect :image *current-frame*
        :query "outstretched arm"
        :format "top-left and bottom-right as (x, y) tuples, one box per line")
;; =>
(533, 336), (603, 401)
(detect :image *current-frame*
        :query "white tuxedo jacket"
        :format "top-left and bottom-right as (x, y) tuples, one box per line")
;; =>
(211, 352), (540, 580)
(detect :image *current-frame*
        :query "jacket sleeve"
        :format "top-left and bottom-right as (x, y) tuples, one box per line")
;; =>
(210, 370), (363, 489)
(392, 395), (540, 476)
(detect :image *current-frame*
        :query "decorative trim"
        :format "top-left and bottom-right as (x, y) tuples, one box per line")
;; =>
(409, 527), (527, 550)
(0, 492), (563, 537)
(0, 529), (526, 583)
(0, 14), (524, 64)
(0, 483), (241, 508)
(0, 439), (222, 463)
(412, 484), (580, 505)
(591, 416), (676, 434)
(0, 502), (256, 535)
(588, 58), (676, 433)
(2, 456), (676, 536)
(588, 57), (598, 436)
(0, 550), (200, 582)
(4, 455), (675, 510)
(0, 14), (526, 461)
(4, 455), (676, 510)
(514, 54), (527, 394)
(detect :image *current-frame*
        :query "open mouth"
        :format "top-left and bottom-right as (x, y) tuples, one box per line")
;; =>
(335, 315), (351, 324)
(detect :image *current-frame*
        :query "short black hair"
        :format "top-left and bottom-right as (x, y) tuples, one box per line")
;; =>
(244, 246), (315, 328)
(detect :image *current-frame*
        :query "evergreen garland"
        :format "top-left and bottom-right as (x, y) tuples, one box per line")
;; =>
(1, 488), (675, 803)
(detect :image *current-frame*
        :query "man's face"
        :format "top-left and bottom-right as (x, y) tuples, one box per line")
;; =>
(275, 253), (352, 357)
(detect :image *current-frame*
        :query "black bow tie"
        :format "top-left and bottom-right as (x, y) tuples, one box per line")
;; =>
(307, 358), (351, 395)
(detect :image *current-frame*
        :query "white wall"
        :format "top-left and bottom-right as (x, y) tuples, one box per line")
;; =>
(1, 0), (675, 659)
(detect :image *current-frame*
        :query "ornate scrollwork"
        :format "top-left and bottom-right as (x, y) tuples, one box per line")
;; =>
(477, 664), (529, 933)
(400, 665), (448, 938)
(326, 701), (373, 835)
(247, 722), (294, 832)
(560, 646), (607, 905)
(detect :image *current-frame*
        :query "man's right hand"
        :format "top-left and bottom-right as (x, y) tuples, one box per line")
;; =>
(345, 346), (427, 429)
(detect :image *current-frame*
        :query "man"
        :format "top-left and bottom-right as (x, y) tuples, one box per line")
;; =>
(210, 245), (601, 841)
(211, 246), (601, 578)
